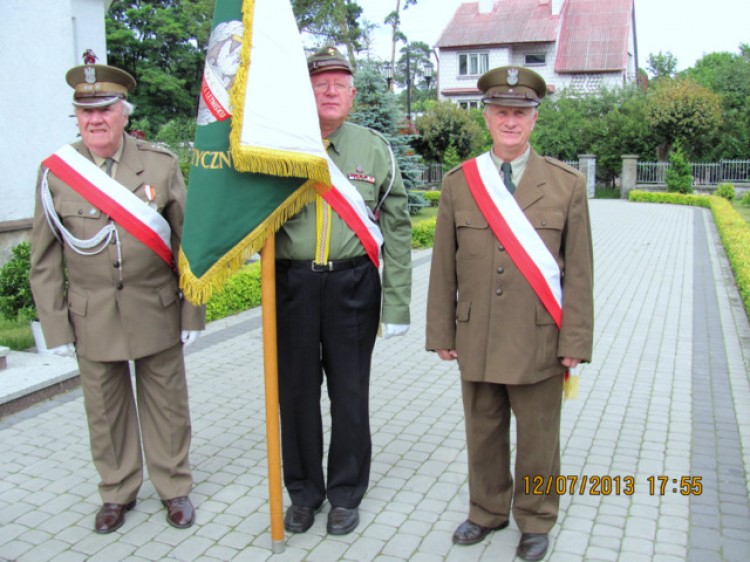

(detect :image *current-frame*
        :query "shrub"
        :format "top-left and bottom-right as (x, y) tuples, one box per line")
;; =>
(205, 262), (262, 322)
(0, 242), (36, 321)
(422, 190), (441, 207)
(411, 217), (437, 249)
(740, 191), (750, 206)
(407, 191), (429, 215)
(627, 190), (710, 208)
(715, 182), (736, 201)
(665, 146), (693, 194)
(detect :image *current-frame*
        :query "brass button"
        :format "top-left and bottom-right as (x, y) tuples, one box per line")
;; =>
(116, 283), (124, 290)
(498, 244), (505, 252)
(495, 288), (503, 296)
(497, 266), (504, 274)
(77, 209), (83, 215)
(113, 261), (120, 269)
(541, 219), (547, 226)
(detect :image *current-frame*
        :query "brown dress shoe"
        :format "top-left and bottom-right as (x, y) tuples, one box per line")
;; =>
(162, 496), (195, 528)
(452, 519), (509, 545)
(516, 533), (549, 561)
(94, 500), (136, 534)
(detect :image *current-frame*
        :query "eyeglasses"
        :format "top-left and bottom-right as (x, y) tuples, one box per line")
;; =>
(311, 80), (352, 93)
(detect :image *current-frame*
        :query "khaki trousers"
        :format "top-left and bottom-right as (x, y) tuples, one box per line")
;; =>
(461, 374), (563, 534)
(78, 342), (193, 504)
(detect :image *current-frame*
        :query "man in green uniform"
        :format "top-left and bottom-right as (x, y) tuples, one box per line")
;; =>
(275, 47), (412, 536)
(30, 58), (204, 534)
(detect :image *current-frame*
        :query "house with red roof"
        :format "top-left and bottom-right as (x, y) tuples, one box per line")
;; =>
(435, 0), (637, 108)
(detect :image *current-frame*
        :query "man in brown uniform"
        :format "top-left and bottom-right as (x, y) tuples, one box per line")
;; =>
(30, 58), (205, 533)
(426, 66), (594, 561)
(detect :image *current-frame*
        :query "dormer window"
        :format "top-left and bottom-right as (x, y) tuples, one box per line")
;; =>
(458, 52), (489, 76)
(525, 53), (546, 66)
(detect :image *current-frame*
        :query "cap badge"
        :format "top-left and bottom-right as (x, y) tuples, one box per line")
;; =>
(327, 47), (336, 56)
(82, 49), (98, 65)
(84, 66), (97, 84)
(356, 165), (364, 173)
(507, 68), (519, 86)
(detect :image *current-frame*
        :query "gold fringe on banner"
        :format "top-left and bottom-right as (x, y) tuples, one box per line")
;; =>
(228, 0), (330, 186)
(178, 178), (318, 305)
(563, 374), (579, 400)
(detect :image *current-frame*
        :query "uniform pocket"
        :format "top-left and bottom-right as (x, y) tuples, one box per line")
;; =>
(455, 210), (489, 260)
(67, 289), (88, 317)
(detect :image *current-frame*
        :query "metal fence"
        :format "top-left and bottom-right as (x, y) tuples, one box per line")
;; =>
(417, 163), (444, 188)
(637, 160), (750, 185)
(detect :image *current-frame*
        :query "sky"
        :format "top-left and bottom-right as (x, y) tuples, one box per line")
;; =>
(354, 0), (750, 72)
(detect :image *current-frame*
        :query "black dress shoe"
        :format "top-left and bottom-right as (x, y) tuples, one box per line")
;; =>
(452, 518), (509, 545)
(327, 506), (359, 535)
(94, 500), (136, 533)
(516, 533), (549, 561)
(162, 496), (195, 529)
(284, 505), (317, 533)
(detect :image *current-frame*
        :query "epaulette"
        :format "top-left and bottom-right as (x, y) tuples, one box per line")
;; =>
(444, 163), (464, 177)
(135, 139), (177, 157)
(543, 156), (582, 176)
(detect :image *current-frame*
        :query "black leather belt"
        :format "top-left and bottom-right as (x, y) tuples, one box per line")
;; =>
(277, 254), (371, 272)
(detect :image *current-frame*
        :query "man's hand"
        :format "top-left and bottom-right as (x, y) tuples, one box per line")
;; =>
(382, 323), (409, 339)
(181, 330), (202, 348)
(48, 343), (75, 357)
(436, 349), (458, 361)
(561, 357), (581, 369)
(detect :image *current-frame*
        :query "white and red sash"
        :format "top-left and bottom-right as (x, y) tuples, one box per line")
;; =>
(323, 156), (383, 268)
(462, 152), (562, 327)
(42, 145), (174, 268)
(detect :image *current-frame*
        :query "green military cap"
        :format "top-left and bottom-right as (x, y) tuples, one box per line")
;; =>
(307, 46), (352, 76)
(65, 53), (136, 108)
(477, 66), (546, 107)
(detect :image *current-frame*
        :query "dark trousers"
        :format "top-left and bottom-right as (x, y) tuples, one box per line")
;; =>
(276, 258), (381, 509)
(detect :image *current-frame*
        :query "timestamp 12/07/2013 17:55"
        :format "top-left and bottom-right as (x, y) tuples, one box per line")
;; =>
(522, 475), (704, 496)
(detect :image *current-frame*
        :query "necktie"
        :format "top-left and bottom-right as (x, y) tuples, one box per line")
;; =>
(501, 162), (515, 194)
(104, 157), (115, 177)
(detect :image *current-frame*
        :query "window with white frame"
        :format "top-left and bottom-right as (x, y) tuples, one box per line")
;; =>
(458, 100), (482, 110)
(458, 52), (489, 76)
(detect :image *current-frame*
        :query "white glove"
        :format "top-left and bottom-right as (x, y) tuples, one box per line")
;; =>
(180, 330), (202, 348)
(48, 343), (75, 357)
(382, 323), (409, 339)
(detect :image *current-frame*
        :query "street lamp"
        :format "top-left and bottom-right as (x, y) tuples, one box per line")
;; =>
(424, 61), (434, 90)
(384, 62), (393, 90)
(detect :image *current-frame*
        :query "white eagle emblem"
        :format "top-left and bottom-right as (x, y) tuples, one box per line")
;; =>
(507, 68), (519, 86)
(84, 66), (97, 84)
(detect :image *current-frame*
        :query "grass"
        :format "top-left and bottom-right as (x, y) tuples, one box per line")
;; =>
(0, 316), (34, 351)
(411, 206), (438, 225)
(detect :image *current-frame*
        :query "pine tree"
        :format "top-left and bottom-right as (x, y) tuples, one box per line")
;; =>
(349, 61), (423, 189)
(665, 144), (693, 193)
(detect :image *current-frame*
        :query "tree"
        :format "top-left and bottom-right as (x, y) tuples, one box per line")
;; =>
(106, 0), (214, 133)
(385, 0), (417, 88)
(349, 61), (422, 189)
(647, 51), (678, 79)
(413, 102), (484, 163)
(665, 144), (693, 193)
(646, 78), (723, 160)
(293, 0), (365, 66)
(682, 46), (750, 159)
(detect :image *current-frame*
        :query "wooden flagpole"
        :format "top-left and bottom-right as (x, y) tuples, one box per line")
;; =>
(261, 230), (285, 553)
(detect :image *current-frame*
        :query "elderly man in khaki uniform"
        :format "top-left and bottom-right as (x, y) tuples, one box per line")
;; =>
(30, 57), (205, 534)
(426, 66), (594, 561)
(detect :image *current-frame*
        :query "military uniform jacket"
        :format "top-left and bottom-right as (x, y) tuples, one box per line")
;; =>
(30, 134), (205, 362)
(275, 122), (412, 324)
(426, 150), (594, 384)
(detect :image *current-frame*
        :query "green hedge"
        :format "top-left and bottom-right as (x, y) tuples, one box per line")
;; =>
(422, 190), (441, 207)
(411, 217), (437, 249)
(629, 190), (750, 320)
(205, 261), (262, 322)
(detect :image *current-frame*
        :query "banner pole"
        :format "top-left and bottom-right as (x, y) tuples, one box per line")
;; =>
(261, 231), (285, 553)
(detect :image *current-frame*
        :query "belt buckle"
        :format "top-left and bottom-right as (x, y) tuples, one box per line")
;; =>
(311, 261), (332, 272)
